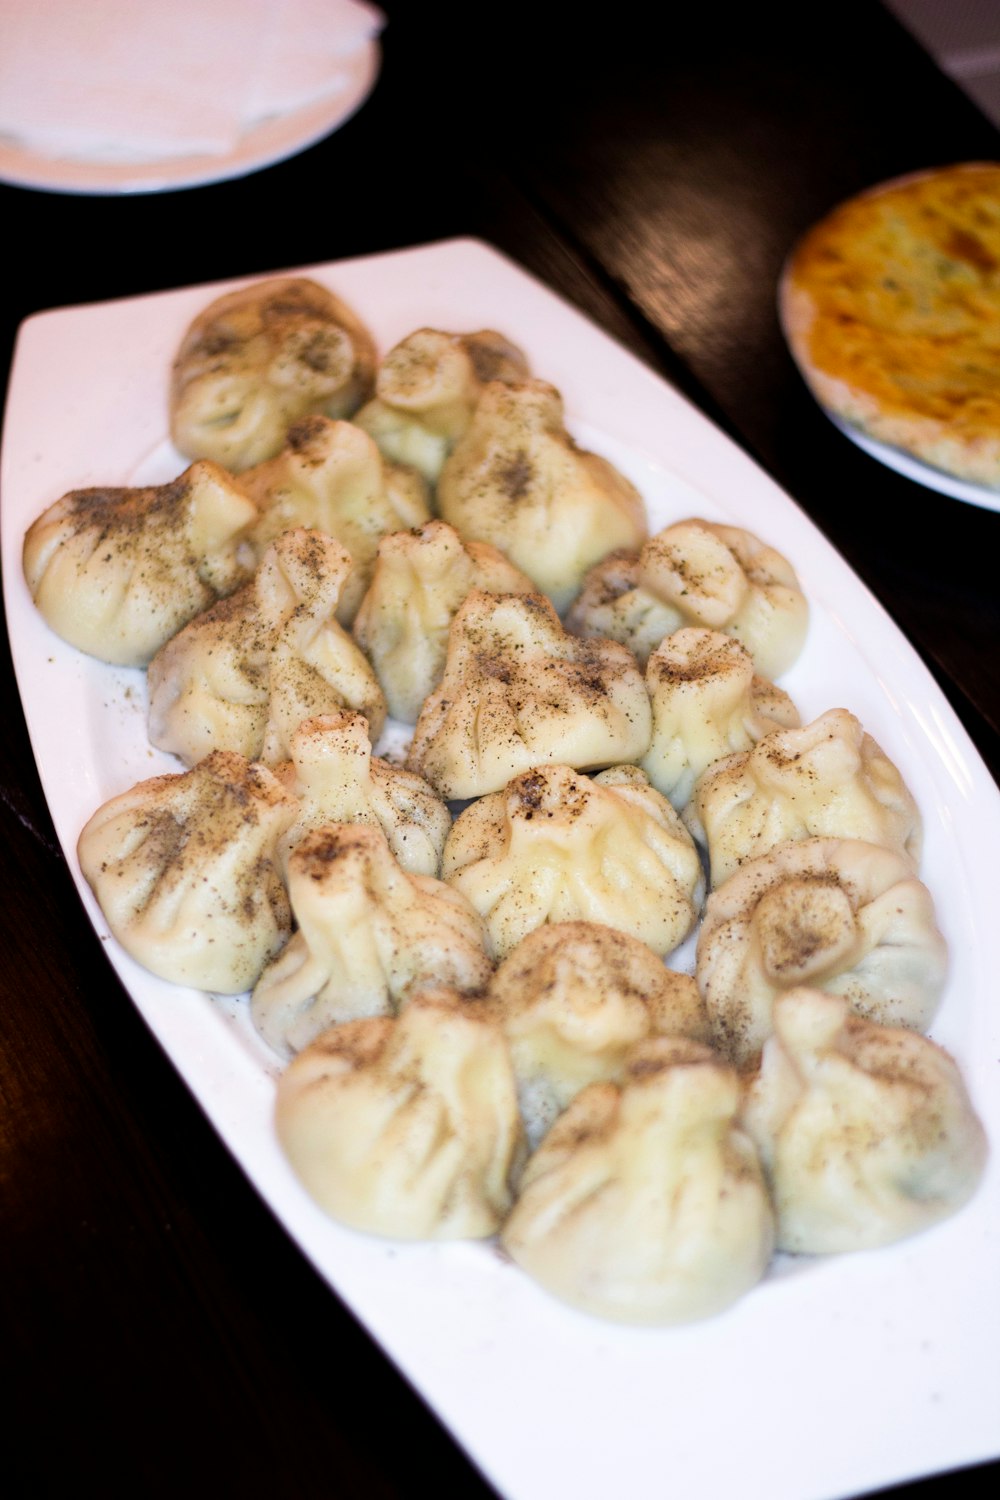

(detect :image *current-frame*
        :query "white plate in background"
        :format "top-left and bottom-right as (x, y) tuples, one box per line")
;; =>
(0, 37), (380, 196)
(829, 411), (1000, 513)
(2, 238), (998, 1500)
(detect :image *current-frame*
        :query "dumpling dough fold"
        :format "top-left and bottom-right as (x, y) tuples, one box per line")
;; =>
(147, 528), (386, 768)
(742, 988), (987, 1253)
(170, 276), (376, 471)
(23, 461), (257, 666)
(352, 519), (535, 724)
(688, 707), (922, 886)
(564, 548), (677, 665)
(696, 836), (948, 1067)
(275, 711), (451, 877)
(406, 589), (652, 799)
(353, 327), (530, 484)
(640, 627), (799, 809)
(78, 750), (297, 994)
(276, 989), (525, 1240)
(443, 763), (704, 961)
(251, 824), (492, 1055)
(568, 519), (808, 678)
(487, 920), (711, 1146)
(437, 380), (648, 610)
(241, 415), (431, 624)
(502, 1038), (775, 1324)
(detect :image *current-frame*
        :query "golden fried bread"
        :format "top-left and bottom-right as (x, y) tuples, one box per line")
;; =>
(780, 163), (1000, 486)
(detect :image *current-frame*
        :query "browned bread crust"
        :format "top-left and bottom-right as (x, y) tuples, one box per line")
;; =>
(780, 163), (1000, 487)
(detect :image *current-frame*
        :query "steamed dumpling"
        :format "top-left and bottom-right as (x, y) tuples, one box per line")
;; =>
(502, 1038), (775, 1324)
(275, 711), (451, 877)
(688, 708), (922, 887)
(564, 548), (680, 664)
(352, 519), (536, 723)
(353, 327), (530, 484)
(251, 824), (492, 1055)
(640, 627), (800, 809)
(696, 837), (948, 1068)
(487, 920), (711, 1145)
(742, 988), (987, 1253)
(170, 276), (376, 470)
(437, 380), (648, 610)
(443, 763), (704, 960)
(147, 528), (386, 768)
(568, 519), (808, 678)
(276, 988), (525, 1240)
(22, 461), (257, 666)
(406, 589), (652, 799)
(240, 415), (431, 624)
(77, 750), (297, 993)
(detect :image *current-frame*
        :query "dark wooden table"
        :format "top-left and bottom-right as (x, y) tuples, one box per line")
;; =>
(2, 4), (997, 1495)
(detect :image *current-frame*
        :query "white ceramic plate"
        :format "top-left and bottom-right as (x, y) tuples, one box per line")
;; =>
(828, 412), (1000, 513)
(2, 239), (999, 1500)
(0, 38), (380, 196)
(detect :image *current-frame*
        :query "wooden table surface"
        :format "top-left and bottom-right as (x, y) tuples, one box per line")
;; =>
(2, 4), (997, 1495)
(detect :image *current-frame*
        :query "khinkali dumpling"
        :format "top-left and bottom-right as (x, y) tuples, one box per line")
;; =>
(564, 548), (681, 664)
(640, 627), (800, 809)
(742, 988), (987, 1253)
(696, 837), (948, 1068)
(569, 519), (808, 678)
(437, 380), (648, 610)
(406, 589), (652, 799)
(353, 327), (530, 484)
(275, 711), (451, 877)
(170, 277), (376, 471)
(352, 520), (535, 723)
(276, 989), (525, 1240)
(147, 528), (386, 768)
(502, 1038), (775, 1324)
(251, 824), (492, 1055)
(443, 763), (704, 960)
(487, 920), (711, 1145)
(240, 416), (431, 624)
(78, 750), (297, 993)
(23, 461), (257, 666)
(688, 708), (922, 887)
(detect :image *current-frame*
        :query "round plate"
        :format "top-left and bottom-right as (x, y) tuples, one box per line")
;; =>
(829, 411), (1000, 514)
(0, 38), (380, 196)
(778, 164), (1000, 514)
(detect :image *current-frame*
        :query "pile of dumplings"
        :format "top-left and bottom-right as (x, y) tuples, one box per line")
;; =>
(25, 274), (987, 1327)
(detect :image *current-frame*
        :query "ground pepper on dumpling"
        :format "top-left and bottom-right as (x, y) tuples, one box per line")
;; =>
(485, 920), (711, 1146)
(23, 461), (258, 666)
(568, 518), (808, 678)
(274, 711), (451, 877)
(641, 627), (800, 811)
(687, 707), (922, 886)
(352, 519), (536, 723)
(437, 379), (648, 610)
(353, 326), (530, 485)
(742, 988), (987, 1253)
(276, 988), (525, 1240)
(696, 836), (948, 1068)
(443, 763), (703, 960)
(406, 589), (652, 799)
(241, 415), (431, 625)
(503, 1037), (775, 1325)
(147, 527), (386, 768)
(170, 276), (376, 471)
(78, 750), (297, 994)
(251, 823), (492, 1055)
